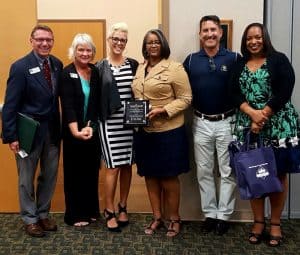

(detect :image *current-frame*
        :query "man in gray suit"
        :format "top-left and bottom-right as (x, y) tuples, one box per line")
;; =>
(2, 25), (63, 237)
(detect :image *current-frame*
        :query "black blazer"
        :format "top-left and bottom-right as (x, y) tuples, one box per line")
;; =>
(2, 51), (63, 145)
(59, 63), (99, 139)
(95, 57), (139, 121)
(230, 51), (295, 113)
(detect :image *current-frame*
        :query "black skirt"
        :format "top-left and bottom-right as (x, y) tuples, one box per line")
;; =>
(134, 125), (190, 177)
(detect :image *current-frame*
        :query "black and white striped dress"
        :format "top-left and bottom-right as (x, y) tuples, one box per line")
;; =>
(99, 59), (134, 168)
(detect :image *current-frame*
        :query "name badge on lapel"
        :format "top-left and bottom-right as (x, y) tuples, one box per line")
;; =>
(29, 67), (41, 74)
(69, 73), (79, 79)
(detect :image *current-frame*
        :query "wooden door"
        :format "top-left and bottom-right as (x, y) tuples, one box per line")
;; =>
(38, 20), (106, 66)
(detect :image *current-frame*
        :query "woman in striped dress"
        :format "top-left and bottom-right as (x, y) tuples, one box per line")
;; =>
(96, 22), (138, 232)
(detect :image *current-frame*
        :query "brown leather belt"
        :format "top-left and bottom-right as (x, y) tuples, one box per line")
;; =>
(194, 109), (235, 121)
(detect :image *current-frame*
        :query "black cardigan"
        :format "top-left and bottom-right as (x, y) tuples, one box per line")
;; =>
(59, 63), (99, 137)
(95, 58), (139, 121)
(230, 51), (295, 113)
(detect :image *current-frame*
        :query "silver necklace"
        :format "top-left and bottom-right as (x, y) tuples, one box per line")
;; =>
(108, 57), (125, 75)
(111, 65), (121, 75)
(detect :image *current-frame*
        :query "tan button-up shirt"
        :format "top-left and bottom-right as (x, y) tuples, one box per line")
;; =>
(131, 58), (192, 132)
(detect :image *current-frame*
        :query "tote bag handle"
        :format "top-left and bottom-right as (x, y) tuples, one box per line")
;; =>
(244, 131), (263, 151)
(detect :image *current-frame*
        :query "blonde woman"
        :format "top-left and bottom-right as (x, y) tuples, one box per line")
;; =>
(96, 22), (138, 232)
(59, 33), (101, 227)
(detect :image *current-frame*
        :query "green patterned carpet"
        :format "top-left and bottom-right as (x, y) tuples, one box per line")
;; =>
(0, 213), (299, 255)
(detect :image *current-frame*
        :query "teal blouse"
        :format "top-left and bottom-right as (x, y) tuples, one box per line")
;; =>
(80, 76), (90, 121)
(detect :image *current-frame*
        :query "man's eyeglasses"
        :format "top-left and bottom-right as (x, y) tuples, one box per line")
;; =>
(146, 40), (161, 46)
(110, 37), (127, 44)
(32, 38), (54, 43)
(209, 57), (216, 72)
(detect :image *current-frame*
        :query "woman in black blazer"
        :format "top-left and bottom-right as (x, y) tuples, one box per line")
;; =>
(59, 33), (101, 226)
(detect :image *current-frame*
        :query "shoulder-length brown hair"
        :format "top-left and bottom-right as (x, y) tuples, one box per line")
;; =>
(142, 29), (170, 60)
(241, 22), (276, 60)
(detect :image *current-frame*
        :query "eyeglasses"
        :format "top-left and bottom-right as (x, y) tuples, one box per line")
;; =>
(208, 57), (216, 72)
(110, 37), (127, 44)
(146, 40), (161, 46)
(32, 38), (54, 43)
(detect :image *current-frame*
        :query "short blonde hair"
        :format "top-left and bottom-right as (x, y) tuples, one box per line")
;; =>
(68, 33), (96, 60)
(107, 22), (128, 39)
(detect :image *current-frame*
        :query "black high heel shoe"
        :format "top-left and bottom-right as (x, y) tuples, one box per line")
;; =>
(248, 220), (266, 244)
(103, 209), (121, 232)
(269, 222), (283, 247)
(117, 203), (129, 227)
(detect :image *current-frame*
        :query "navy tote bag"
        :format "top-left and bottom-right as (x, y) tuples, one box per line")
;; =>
(230, 132), (283, 200)
(273, 139), (300, 174)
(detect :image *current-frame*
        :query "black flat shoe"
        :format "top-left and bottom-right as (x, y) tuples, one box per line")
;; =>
(268, 222), (283, 247)
(117, 203), (129, 227)
(103, 209), (121, 232)
(249, 220), (266, 244)
(201, 217), (217, 233)
(215, 219), (230, 236)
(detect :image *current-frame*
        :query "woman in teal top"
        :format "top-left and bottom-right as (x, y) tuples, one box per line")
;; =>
(59, 34), (101, 227)
(230, 23), (299, 247)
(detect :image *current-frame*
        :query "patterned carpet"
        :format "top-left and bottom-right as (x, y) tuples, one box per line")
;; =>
(0, 213), (299, 255)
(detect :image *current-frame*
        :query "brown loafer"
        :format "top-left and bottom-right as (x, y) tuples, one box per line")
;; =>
(38, 218), (57, 231)
(25, 223), (45, 237)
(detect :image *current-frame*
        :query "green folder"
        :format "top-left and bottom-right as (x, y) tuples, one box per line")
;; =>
(17, 113), (40, 154)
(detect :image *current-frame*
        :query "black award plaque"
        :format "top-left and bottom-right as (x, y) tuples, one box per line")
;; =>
(124, 100), (149, 126)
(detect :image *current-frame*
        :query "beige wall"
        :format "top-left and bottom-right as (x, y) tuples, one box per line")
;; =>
(37, 0), (160, 62)
(169, 0), (264, 61)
